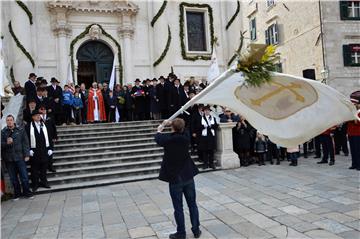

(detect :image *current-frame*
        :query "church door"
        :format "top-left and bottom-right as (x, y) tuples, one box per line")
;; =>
(76, 41), (114, 88)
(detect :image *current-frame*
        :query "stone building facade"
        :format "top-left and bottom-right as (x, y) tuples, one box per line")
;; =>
(321, 0), (360, 96)
(240, 0), (359, 96)
(1, 0), (242, 87)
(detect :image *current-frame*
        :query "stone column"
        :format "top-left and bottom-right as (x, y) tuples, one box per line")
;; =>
(10, 1), (34, 81)
(118, 13), (135, 85)
(52, 10), (71, 86)
(215, 122), (240, 169)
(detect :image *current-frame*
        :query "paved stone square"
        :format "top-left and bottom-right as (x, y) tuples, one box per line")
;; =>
(2, 155), (359, 239)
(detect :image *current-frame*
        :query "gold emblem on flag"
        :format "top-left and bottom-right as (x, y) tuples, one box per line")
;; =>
(234, 75), (318, 120)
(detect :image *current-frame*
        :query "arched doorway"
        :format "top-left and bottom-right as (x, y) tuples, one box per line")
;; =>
(76, 41), (114, 88)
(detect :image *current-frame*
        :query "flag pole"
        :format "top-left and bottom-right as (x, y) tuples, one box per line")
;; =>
(166, 66), (237, 122)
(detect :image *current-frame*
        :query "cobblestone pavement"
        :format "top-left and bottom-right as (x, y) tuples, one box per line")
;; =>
(2, 155), (359, 239)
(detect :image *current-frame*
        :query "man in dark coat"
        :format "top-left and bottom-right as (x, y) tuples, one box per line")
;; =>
(131, 79), (146, 120)
(190, 104), (203, 159)
(23, 99), (38, 125)
(156, 76), (169, 119)
(47, 77), (63, 125)
(150, 78), (160, 120)
(143, 79), (152, 120)
(334, 123), (349, 156)
(24, 73), (37, 103)
(155, 118), (201, 239)
(80, 83), (88, 124)
(39, 105), (58, 172)
(233, 117), (253, 166)
(1, 115), (33, 199)
(26, 110), (52, 191)
(168, 78), (186, 116)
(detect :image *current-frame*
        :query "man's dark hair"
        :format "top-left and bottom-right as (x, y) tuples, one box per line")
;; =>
(6, 114), (14, 120)
(171, 118), (185, 133)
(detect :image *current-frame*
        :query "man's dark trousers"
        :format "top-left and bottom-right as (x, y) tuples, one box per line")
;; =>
(7, 160), (31, 197)
(169, 179), (200, 236)
(320, 135), (334, 162)
(349, 136), (360, 169)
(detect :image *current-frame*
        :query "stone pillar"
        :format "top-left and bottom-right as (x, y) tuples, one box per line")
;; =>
(118, 13), (135, 85)
(52, 10), (71, 86)
(10, 1), (34, 81)
(215, 122), (240, 169)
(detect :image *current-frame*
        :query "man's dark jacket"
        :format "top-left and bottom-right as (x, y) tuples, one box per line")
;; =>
(1, 126), (30, 162)
(155, 131), (198, 183)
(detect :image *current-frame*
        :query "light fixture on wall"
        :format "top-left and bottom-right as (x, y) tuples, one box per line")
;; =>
(320, 68), (329, 84)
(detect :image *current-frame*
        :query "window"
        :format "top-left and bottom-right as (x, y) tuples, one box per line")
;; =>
(267, 0), (275, 8)
(340, 1), (360, 20)
(343, 44), (360, 66)
(249, 18), (256, 41)
(274, 63), (283, 73)
(186, 11), (208, 52)
(348, 1), (360, 18)
(265, 23), (279, 45)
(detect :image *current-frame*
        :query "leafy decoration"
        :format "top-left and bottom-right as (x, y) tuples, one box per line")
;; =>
(151, 1), (167, 27)
(225, 0), (240, 30)
(69, 24), (123, 84)
(10, 66), (15, 84)
(8, 21), (35, 67)
(179, 2), (215, 61)
(15, 0), (33, 25)
(153, 25), (171, 67)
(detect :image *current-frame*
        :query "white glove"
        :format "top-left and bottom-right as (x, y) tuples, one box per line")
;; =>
(29, 150), (34, 157)
(48, 150), (53, 156)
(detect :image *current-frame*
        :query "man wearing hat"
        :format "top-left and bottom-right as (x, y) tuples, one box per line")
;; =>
(150, 78), (161, 120)
(131, 79), (146, 120)
(156, 76), (170, 119)
(168, 78), (186, 116)
(25, 73), (37, 103)
(23, 99), (38, 125)
(143, 78), (152, 120)
(39, 104), (58, 173)
(348, 91), (360, 170)
(26, 110), (52, 191)
(47, 77), (63, 125)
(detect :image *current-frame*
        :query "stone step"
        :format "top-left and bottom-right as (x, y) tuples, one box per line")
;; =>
(56, 120), (163, 130)
(57, 128), (161, 139)
(48, 159), (162, 177)
(55, 132), (158, 145)
(54, 137), (155, 150)
(52, 147), (163, 161)
(36, 173), (160, 193)
(53, 153), (164, 169)
(56, 122), (162, 134)
(36, 163), (213, 194)
(48, 165), (161, 185)
(53, 142), (157, 157)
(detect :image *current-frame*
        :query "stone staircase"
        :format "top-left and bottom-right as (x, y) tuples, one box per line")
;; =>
(37, 120), (208, 193)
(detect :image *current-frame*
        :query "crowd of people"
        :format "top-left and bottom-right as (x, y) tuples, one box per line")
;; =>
(1, 71), (359, 201)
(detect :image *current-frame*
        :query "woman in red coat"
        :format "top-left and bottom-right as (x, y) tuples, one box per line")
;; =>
(87, 82), (106, 123)
(348, 91), (360, 170)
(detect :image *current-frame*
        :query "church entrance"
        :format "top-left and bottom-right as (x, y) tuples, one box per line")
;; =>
(76, 41), (114, 88)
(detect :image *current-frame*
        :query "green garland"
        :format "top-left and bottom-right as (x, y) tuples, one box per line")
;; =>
(153, 25), (171, 67)
(15, 0), (33, 25)
(69, 24), (123, 84)
(225, 0), (240, 30)
(151, 0), (167, 27)
(228, 31), (245, 66)
(179, 2), (215, 61)
(8, 21), (35, 67)
(10, 66), (15, 84)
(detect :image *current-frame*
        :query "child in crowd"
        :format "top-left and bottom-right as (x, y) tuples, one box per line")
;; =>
(62, 85), (73, 125)
(254, 132), (267, 166)
(72, 92), (83, 125)
(287, 146), (300, 166)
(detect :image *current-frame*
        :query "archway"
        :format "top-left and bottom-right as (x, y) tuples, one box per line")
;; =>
(76, 40), (114, 88)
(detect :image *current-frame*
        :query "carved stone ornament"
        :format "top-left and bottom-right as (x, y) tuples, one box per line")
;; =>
(88, 25), (102, 40)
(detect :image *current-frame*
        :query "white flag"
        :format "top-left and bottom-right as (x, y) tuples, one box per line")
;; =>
(175, 67), (358, 147)
(115, 108), (120, 122)
(109, 58), (116, 91)
(0, 38), (7, 96)
(66, 61), (74, 85)
(207, 47), (220, 83)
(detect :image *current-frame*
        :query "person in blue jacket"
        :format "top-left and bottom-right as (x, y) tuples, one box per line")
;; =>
(72, 91), (83, 125)
(62, 85), (73, 125)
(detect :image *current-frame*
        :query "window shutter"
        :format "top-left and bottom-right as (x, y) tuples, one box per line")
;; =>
(265, 29), (270, 45)
(274, 23), (279, 44)
(339, 1), (348, 20)
(343, 45), (351, 66)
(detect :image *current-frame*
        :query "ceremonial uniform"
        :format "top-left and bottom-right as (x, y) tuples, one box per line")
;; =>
(41, 113), (57, 172)
(317, 127), (336, 165)
(348, 114), (360, 170)
(334, 123), (349, 156)
(87, 87), (107, 122)
(197, 114), (218, 169)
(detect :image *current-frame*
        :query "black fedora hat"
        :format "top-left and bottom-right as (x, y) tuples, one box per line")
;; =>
(28, 73), (37, 79)
(31, 109), (41, 117)
(135, 78), (141, 83)
(50, 77), (58, 83)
